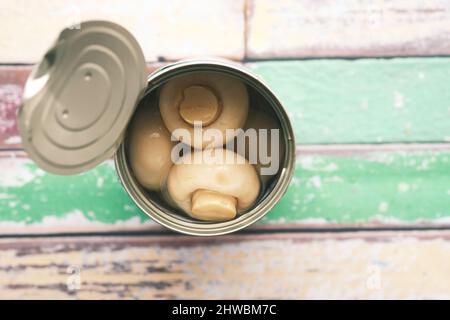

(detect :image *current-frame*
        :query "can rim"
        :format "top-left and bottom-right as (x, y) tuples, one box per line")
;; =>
(115, 59), (296, 236)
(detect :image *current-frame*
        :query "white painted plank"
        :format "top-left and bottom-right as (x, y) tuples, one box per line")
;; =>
(0, 0), (245, 62)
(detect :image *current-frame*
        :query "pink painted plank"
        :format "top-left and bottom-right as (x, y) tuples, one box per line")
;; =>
(0, 67), (28, 148)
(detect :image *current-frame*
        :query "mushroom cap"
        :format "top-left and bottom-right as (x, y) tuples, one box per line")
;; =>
(167, 148), (260, 219)
(128, 97), (175, 190)
(159, 71), (249, 149)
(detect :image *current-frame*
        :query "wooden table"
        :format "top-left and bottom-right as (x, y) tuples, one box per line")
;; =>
(0, 0), (449, 299)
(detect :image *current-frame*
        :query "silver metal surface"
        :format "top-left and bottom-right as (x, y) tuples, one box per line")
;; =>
(115, 59), (296, 236)
(18, 20), (147, 175)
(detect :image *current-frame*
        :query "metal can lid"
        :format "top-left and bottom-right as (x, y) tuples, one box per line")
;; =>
(18, 20), (147, 175)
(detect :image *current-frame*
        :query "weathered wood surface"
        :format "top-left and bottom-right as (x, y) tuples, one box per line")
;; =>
(246, 0), (450, 58)
(1, 230), (450, 299)
(3, 0), (450, 62)
(3, 58), (450, 148)
(0, 67), (29, 149)
(1, 1), (449, 301)
(248, 59), (450, 144)
(0, 148), (448, 234)
(0, 0), (245, 63)
(0, 59), (449, 233)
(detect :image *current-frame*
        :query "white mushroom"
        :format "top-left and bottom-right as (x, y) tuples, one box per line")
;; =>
(159, 71), (249, 149)
(128, 97), (175, 190)
(167, 149), (260, 221)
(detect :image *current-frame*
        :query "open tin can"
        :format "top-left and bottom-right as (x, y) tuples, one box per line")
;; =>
(18, 20), (296, 236)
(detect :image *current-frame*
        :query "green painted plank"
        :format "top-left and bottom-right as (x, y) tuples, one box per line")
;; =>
(263, 151), (450, 224)
(249, 58), (450, 144)
(0, 151), (448, 229)
(0, 157), (148, 226)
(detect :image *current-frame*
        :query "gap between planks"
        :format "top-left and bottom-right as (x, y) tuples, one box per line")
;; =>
(2, 222), (450, 239)
(2, 228), (450, 247)
(5, 54), (450, 66)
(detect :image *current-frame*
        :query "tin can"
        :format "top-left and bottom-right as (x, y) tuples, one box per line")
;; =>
(18, 21), (296, 236)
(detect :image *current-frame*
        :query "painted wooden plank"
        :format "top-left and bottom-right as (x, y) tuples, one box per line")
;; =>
(2, 58), (450, 147)
(249, 59), (450, 144)
(246, 0), (450, 59)
(268, 148), (450, 225)
(0, 67), (29, 149)
(1, 230), (450, 299)
(0, 0), (245, 63)
(0, 149), (448, 234)
(0, 152), (153, 234)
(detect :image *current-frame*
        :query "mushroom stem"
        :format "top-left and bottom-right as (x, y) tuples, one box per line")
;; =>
(178, 85), (220, 126)
(191, 189), (237, 222)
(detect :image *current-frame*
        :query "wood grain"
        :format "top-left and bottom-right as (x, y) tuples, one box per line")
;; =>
(0, 149), (448, 234)
(0, 0), (245, 63)
(3, 0), (450, 62)
(246, 0), (450, 58)
(1, 230), (450, 299)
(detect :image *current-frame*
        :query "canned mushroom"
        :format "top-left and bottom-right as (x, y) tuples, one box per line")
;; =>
(18, 20), (296, 236)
